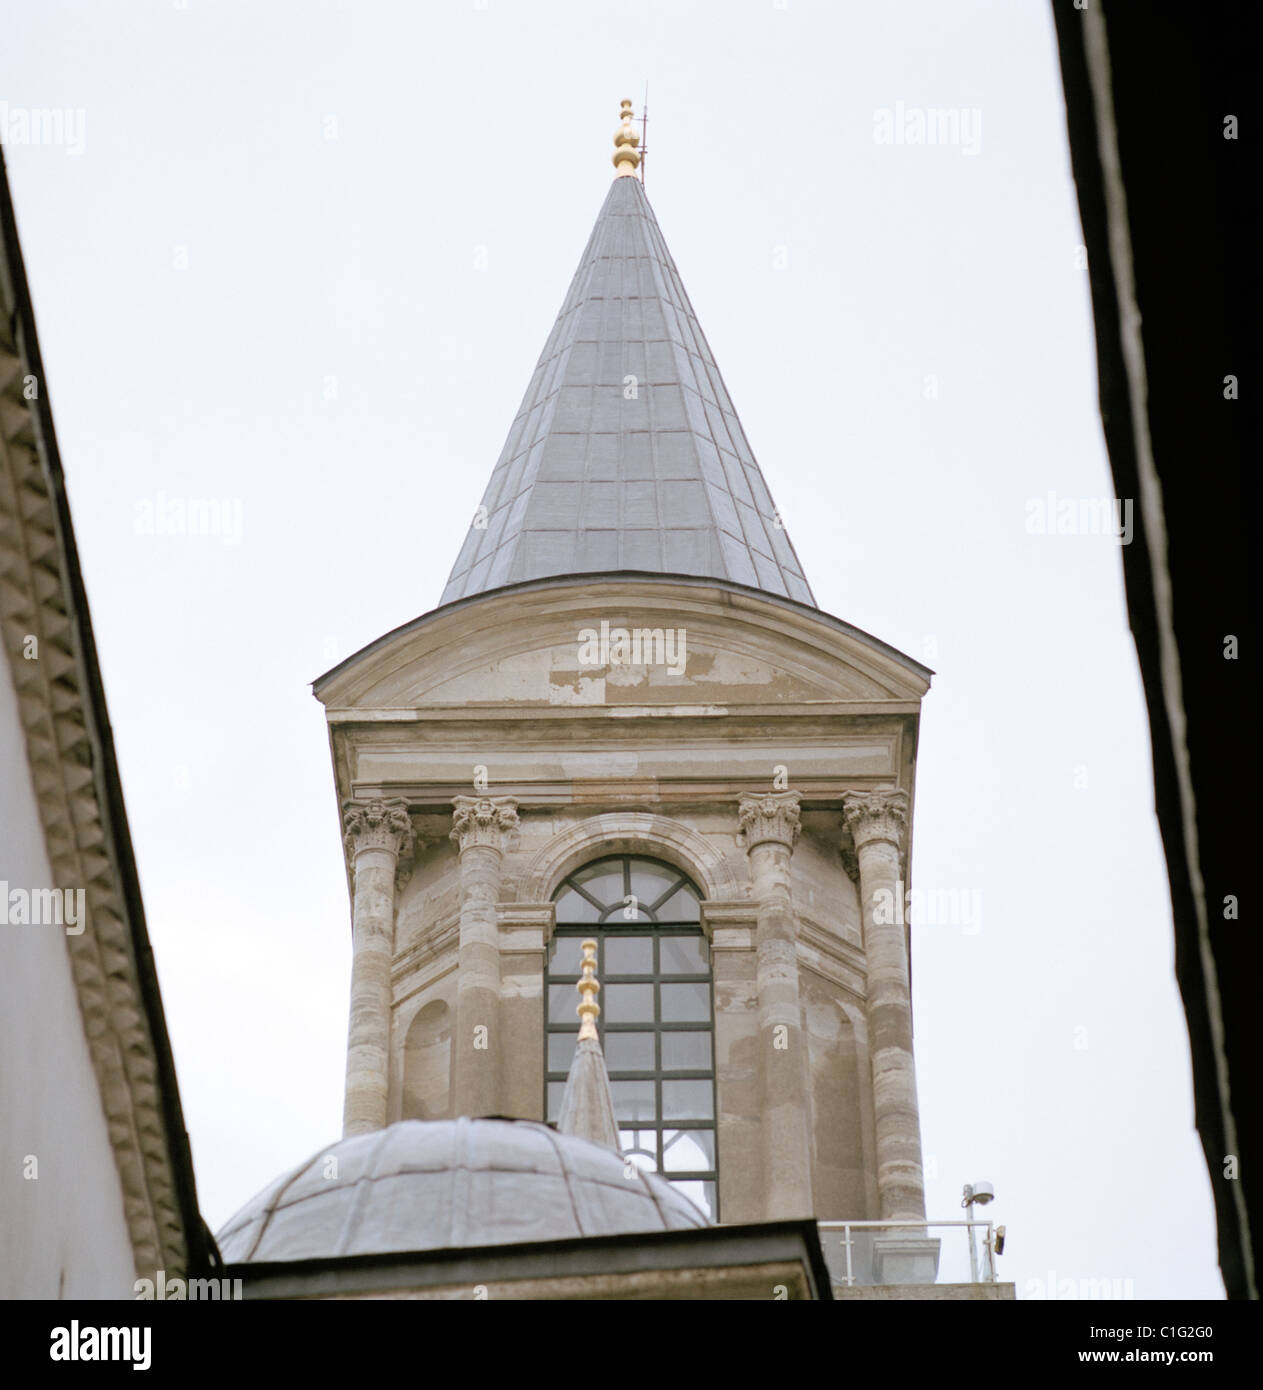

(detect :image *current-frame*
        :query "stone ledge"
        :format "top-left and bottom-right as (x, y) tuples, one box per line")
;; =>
(833, 1282), (1017, 1301)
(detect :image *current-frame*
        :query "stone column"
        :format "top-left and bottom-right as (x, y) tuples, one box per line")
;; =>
(450, 795), (519, 1118)
(495, 902), (554, 1121)
(342, 797), (414, 1137)
(842, 788), (927, 1221)
(702, 900), (761, 1224)
(737, 791), (814, 1219)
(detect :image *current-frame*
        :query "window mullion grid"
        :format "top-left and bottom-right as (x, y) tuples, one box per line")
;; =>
(547, 858), (716, 1210)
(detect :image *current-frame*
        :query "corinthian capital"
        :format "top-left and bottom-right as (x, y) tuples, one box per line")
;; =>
(343, 797), (414, 860)
(841, 788), (909, 854)
(450, 795), (519, 853)
(737, 791), (802, 853)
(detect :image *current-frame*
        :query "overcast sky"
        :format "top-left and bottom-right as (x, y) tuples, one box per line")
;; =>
(1, 0), (1223, 1298)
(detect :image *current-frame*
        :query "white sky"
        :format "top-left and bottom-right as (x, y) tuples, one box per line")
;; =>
(1, 0), (1222, 1298)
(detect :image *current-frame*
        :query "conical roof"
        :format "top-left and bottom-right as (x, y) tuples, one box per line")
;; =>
(556, 938), (621, 1152)
(557, 1035), (620, 1151)
(440, 175), (815, 606)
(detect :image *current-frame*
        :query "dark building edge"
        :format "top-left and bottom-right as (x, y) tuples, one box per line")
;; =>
(1051, 0), (1257, 1299)
(226, 1219), (835, 1300)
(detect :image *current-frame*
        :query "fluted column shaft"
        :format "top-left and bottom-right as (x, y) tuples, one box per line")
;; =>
(342, 798), (413, 1137)
(450, 796), (519, 1118)
(738, 792), (814, 1219)
(844, 788), (926, 1220)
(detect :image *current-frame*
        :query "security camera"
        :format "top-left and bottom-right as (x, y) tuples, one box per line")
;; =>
(970, 1181), (995, 1205)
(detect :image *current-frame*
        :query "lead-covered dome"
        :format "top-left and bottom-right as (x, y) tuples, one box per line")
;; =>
(216, 1118), (708, 1263)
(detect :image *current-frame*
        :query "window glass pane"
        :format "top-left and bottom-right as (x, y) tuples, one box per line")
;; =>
(601, 900), (651, 923)
(656, 888), (700, 922)
(546, 858), (715, 1213)
(660, 981), (711, 1022)
(553, 889), (600, 924)
(662, 1079), (714, 1121)
(603, 983), (654, 1023)
(549, 983), (580, 1018)
(604, 936), (653, 975)
(548, 935), (585, 973)
(547, 1031), (578, 1073)
(660, 935), (708, 973)
(661, 1031), (712, 1070)
(628, 859), (682, 910)
(670, 1179), (717, 1220)
(571, 861), (625, 906)
(604, 1031), (655, 1071)
(662, 1128), (716, 1171)
(619, 1130), (658, 1172)
(610, 1079), (656, 1124)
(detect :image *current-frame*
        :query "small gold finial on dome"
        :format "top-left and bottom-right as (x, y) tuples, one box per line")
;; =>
(576, 938), (601, 1040)
(612, 98), (641, 177)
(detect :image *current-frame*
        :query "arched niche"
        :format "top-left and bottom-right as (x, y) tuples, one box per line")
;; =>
(402, 998), (452, 1121)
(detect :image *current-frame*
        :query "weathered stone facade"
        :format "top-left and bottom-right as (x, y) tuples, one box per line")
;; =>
(315, 575), (932, 1225)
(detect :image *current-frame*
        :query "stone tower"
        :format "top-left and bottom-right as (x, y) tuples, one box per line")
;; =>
(313, 106), (933, 1230)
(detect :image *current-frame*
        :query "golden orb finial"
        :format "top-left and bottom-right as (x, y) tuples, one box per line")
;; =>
(576, 938), (601, 1040)
(612, 98), (641, 178)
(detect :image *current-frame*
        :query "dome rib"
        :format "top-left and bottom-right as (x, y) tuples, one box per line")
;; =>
(537, 1120), (591, 1237)
(238, 1147), (323, 1264)
(332, 1124), (394, 1259)
(215, 1119), (708, 1264)
(447, 1116), (472, 1249)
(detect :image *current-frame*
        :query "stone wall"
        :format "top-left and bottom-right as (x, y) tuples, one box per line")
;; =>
(317, 577), (933, 1226)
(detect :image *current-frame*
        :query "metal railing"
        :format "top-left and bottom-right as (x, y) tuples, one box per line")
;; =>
(817, 1219), (998, 1288)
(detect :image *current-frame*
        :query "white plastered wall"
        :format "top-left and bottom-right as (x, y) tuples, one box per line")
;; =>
(0, 642), (135, 1298)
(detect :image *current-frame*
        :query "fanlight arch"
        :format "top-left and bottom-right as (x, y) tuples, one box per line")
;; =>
(544, 854), (718, 1219)
(513, 811), (745, 909)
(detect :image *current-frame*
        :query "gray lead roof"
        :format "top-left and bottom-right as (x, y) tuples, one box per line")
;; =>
(440, 175), (816, 607)
(215, 1118), (707, 1261)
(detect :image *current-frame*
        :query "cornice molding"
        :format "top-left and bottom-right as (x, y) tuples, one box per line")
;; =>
(0, 262), (191, 1279)
(796, 918), (868, 1000)
(392, 918), (461, 999)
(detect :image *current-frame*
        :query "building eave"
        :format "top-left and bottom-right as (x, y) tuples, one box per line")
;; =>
(0, 149), (212, 1281)
(1051, 0), (1255, 1299)
(226, 1218), (834, 1300)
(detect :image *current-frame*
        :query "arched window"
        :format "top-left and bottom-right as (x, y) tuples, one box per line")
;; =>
(546, 854), (718, 1219)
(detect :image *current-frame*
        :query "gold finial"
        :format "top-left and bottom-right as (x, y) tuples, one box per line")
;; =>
(576, 938), (601, 1040)
(612, 98), (641, 178)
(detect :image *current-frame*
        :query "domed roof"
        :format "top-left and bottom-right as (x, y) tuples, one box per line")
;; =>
(216, 1118), (708, 1263)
